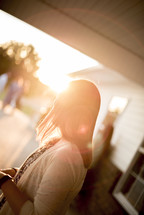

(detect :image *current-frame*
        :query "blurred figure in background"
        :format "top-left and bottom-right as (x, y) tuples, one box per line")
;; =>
(15, 79), (30, 110)
(0, 72), (11, 94)
(2, 76), (24, 111)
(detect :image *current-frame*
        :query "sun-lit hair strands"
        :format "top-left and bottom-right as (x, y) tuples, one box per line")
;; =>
(36, 107), (55, 141)
(36, 104), (63, 144)
(37, 79), (100, 143)
(36, 79), (101, 167)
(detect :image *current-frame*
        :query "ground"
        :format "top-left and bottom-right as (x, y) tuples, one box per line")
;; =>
(0, 102), (38, 168)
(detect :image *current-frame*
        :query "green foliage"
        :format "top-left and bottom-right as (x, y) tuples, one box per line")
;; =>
(0, 90), (6, 100)
(21, 105), (35, 117)
(0, 41), (40, 79)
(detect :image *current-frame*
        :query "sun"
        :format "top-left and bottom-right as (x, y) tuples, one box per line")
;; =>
(36, 45), (100, 94)
(47, 76), (71, 93)
(36, 64), (72, 93)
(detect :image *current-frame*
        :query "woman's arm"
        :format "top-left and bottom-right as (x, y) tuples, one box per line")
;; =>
(0, 172), (29, 215)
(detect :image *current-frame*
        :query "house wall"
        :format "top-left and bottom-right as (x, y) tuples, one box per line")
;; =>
(75, 71), (144, 172)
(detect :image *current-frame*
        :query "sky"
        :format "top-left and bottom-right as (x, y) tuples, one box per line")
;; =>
(0, 10), (102, 92)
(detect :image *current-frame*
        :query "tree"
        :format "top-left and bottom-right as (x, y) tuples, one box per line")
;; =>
(0, 41), (40, 79)
(0, 41), (49, 95)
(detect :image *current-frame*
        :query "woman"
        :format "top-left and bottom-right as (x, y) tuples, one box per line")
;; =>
(0, 79), (101, 215)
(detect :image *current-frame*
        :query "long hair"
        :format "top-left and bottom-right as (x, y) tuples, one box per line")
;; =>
(36, 79), (101, 146)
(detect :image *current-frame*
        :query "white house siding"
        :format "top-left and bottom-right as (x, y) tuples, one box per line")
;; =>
(74, 69), (144, 172)
(111, 87), (144, 172)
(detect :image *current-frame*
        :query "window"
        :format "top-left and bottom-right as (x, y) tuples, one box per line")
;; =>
(113, 139), (144, 214)
(108, 96), (128, 114)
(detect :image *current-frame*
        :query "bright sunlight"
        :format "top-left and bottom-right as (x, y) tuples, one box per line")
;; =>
(37, 66), (71, 93)
(0, 10), (101, 93)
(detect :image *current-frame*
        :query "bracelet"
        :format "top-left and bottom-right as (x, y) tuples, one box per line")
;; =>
(0, 175), (12, 189)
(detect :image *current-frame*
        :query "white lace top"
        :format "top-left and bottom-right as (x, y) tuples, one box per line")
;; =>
(0, 139), (87, 215)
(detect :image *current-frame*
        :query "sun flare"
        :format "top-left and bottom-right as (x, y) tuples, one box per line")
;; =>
(37, 65), (72, 93)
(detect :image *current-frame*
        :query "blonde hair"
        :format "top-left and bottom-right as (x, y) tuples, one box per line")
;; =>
(37, 79), (100, 145)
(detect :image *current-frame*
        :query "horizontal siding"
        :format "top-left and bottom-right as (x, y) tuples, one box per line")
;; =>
(108, 86), (144, 172)
(77, 71), (144, 172)
(111, 95), (144, 171)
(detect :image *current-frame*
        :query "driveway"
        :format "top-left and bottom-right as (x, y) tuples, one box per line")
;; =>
(0, 103), (38, 168)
